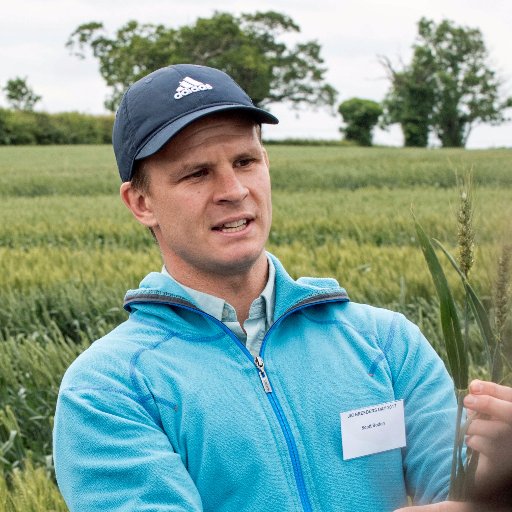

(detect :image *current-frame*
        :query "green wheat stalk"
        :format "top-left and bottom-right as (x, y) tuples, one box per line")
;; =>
(494, 244), (511, 381)
(413, 219), (469, 500)
(413, 170), (497, 501)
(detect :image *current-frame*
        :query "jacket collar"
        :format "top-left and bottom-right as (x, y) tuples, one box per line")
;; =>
(123, 252), (349, 317)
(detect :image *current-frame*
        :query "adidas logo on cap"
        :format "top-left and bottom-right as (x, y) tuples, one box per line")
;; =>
(174, 76), (213, 100)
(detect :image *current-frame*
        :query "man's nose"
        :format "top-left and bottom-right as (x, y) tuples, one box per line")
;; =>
(213, 168), (249, 203)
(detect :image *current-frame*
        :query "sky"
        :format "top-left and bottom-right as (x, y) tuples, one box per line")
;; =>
(1, 0), (511, 148)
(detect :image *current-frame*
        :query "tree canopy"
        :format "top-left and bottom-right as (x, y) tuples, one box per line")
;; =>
(2, 77), (41, 111)
(67, 11), (337, 112)
(338, 98), (382, 146)
(382, 17), (512, 147)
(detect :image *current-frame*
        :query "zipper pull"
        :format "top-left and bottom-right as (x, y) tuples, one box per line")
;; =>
(254, 356), (273, 393)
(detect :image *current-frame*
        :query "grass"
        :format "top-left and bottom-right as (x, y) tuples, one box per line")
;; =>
(0, 460), (67, 511)
(0, 144), (511, 509)
(1, 145), (512, 198)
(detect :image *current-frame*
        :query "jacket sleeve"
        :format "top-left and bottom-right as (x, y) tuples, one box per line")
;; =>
(53, 357), (203, 511)
(384, 313), (457, 504)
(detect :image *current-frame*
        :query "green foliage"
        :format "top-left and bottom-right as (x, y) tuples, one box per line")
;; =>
(0, 109), (114, 145)
(382, 18), (512, 147)
(2, 77), (41, 112)
(415, 221), (468, 390)
(0, 331), (89, 473)
(494, 245), (512, 380)
(0, 110), (38, 144)
(0, 459), (68, 511)
(338, 98), (383, 146)
(381, 55), (434, 147)
(66, 11), (337, 111)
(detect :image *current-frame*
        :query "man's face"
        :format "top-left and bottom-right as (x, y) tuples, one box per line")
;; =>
(138, 113), (272, 282)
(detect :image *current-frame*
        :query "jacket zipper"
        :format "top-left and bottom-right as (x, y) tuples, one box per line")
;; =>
(252, 297), (348, 512)
(254, 356), (273, 393)
(124, 293), (348, 512)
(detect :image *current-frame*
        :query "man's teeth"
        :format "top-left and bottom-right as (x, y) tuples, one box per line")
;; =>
(219, 219), (247, 232)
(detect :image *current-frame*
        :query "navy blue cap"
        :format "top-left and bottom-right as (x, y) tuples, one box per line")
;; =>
(112, 64), (279, 182)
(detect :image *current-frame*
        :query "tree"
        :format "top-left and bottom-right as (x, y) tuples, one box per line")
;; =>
(338, 98), (382, 146)
(2, 77), (41, 111)
(380, 56), (436, 147)
(67, 11), (337, 112)
(382, 18), (512, 147)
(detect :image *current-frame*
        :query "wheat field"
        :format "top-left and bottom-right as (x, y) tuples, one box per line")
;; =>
(1, 144), (511, 509)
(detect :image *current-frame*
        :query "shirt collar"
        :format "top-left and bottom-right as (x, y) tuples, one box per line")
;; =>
(258, 256), (275, 324)
(161, 256), (275, 326)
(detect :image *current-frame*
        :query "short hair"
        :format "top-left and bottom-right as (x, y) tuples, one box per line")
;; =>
(130, 159), (150, 193)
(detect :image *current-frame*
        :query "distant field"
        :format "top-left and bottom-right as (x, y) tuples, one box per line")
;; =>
(0, 144), (511, 508)
(1, 144), (510, 301)
(1, 144), (512, 196)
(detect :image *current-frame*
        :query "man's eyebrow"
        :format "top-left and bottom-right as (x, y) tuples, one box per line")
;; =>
(233, 146), (262, 160)
(174, 149), (260, 175)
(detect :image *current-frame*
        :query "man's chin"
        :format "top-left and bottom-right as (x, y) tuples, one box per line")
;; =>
(206, 249), (267, 276)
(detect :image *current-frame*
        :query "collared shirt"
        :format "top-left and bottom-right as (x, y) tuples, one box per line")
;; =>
(161, 257), (275, 357)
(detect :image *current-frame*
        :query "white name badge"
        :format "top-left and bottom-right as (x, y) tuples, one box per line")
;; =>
(340, 399), (406, 460)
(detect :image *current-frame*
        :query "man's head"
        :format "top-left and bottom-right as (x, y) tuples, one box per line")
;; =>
(114, 65), (278, 287)
(112, 64), (278, 183)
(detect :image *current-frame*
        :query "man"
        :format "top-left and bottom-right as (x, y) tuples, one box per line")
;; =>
(52, 64), (498, 511)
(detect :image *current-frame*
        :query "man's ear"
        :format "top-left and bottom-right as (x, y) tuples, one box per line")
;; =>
(120, 182), (158, 228)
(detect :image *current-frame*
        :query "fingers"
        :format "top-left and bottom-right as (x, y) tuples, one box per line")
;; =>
(464, 399), (512, 500)
(466, 427), (512, 459)
(394, 503), (505, 512)
(464, 385), (512, 424)
(466, 418), (512, 466)
(466, 418), (512, 440)
(468, 380), (512, 403)
(394, 502), (476, 511)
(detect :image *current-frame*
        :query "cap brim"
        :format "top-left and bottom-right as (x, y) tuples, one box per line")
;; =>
(135, 104), (279, 161)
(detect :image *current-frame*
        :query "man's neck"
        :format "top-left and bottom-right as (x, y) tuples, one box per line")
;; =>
(163, 254), (269, 325)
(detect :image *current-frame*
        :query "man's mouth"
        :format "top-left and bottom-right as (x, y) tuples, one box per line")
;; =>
(213, 219), (249, 233)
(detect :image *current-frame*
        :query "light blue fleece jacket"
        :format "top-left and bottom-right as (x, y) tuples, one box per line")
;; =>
(53, 253), (457, 511)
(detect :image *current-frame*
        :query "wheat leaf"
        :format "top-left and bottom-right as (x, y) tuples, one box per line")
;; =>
(414, 220), (467, 389)
(433, 239), (496, 379)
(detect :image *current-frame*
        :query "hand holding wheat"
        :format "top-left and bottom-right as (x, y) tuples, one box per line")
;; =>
(394, 380), (512, 512)
(464, 380), (512, 499)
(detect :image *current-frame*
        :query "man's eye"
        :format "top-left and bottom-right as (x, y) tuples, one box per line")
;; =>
(237, 158), (254, 167)
(187, 169), (208, 179)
